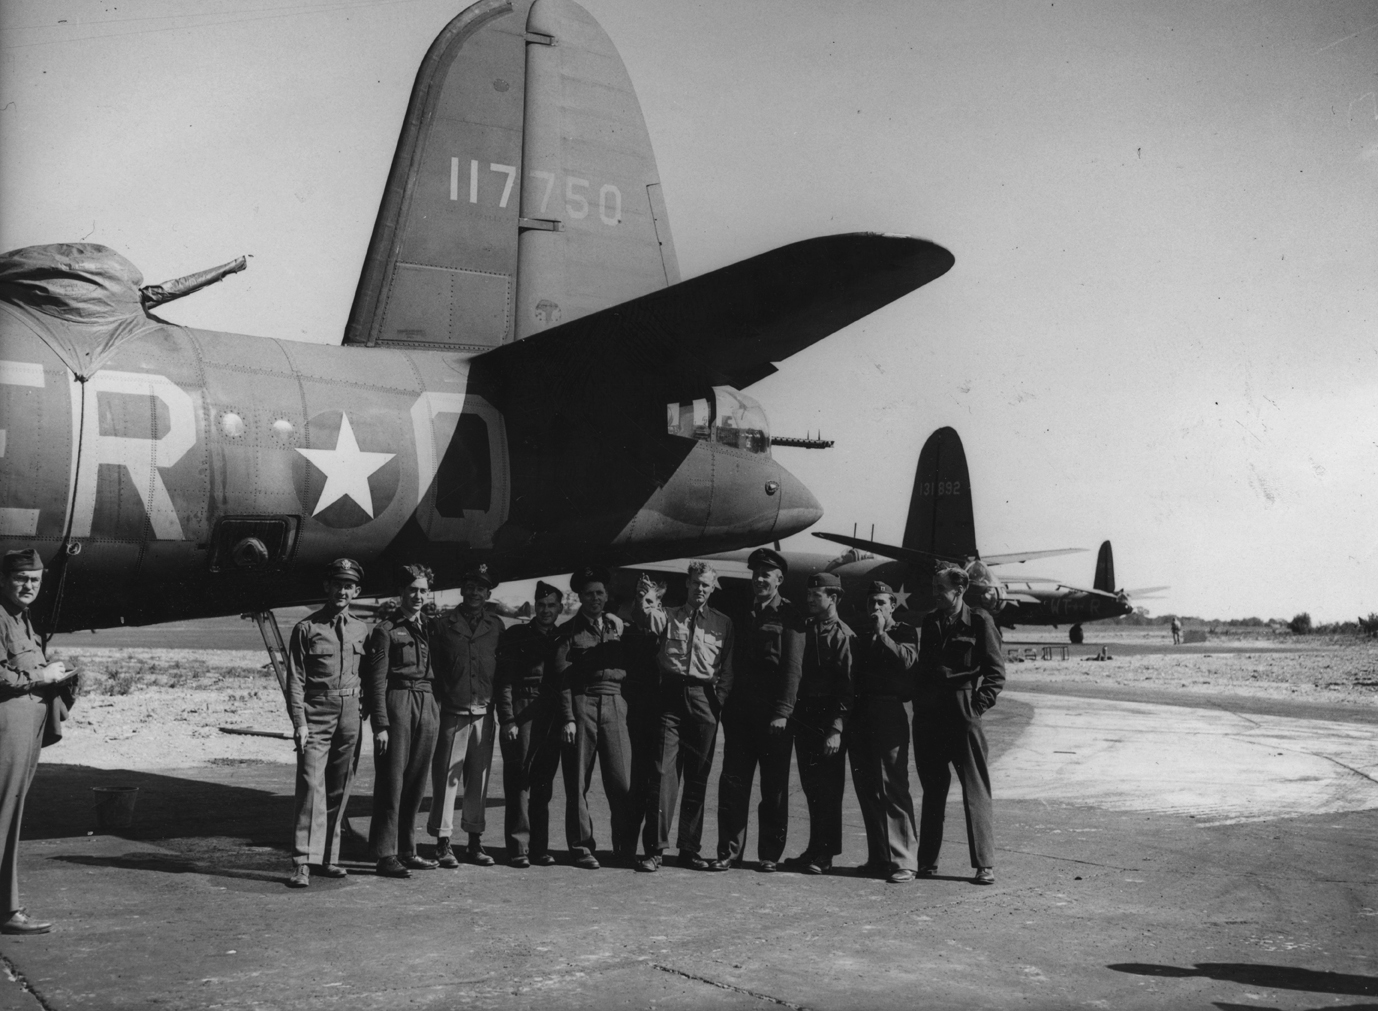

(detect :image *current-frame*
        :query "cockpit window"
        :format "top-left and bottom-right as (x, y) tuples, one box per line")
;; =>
(666, 387), (771, 454)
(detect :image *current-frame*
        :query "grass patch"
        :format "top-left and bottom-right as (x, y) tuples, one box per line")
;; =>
(50, 651), (273, 695)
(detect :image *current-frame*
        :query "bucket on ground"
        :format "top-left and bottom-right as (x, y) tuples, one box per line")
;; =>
(92, 786), (139, 830)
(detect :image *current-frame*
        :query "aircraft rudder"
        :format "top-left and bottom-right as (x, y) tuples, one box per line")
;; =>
(1094, 540), (1115, 592)
(901, 426), (976, 561)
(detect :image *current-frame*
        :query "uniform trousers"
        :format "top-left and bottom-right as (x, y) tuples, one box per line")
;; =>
(427, 709), (495, 839)
(716, 708), (794, 863)
(0, 694), (46, 915)
(643, 680), (719, 856)
(292, 693), (361, 867)
(847, 696), (918, 872)
(369, 686), (439, 859)
(500, 692), (562, 858)
(913, 688), (995, 869)
(562, 690), (636, 858)
(622, 677), (660, 844)
(792, 700), (847, 860)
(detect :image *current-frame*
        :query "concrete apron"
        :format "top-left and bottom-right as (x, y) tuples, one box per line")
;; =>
(0, 690), (1374, 1010)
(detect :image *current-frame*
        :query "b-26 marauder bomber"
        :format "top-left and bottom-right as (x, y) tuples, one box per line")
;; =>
(0, 0), (953, 635)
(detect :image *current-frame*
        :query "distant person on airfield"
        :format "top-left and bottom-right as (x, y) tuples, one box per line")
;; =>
(1171, 616), (1182, 645)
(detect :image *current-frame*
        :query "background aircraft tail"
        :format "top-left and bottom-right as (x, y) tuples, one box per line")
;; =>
(1093, 540), (1115, 592)
(901, 426), (978, 560)
(345, 0), (679, 350)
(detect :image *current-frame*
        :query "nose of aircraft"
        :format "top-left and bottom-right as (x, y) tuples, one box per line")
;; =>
(771, 463), (822, 538)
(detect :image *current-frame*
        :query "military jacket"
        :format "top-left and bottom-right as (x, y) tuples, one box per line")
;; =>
(0, 599), (46, 698)
(553, 611), (628, 722)
(362, 613), (431, 732)
(286, 607), (368, 729)
(852, 620), (919, 700)
(796, 614), (854, 735)
(495, 621), (558, 726)
(724, 593), (805, 720)
(917, 603), (1005, 714)
(429, 607), (504, 715)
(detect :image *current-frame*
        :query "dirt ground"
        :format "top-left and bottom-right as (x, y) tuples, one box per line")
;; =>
(42, 632), (1378, 771)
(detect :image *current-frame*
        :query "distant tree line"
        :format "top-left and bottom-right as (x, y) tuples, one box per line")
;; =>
(1099, 608), (1378, 637)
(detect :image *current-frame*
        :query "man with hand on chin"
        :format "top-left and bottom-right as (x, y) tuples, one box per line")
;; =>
(709, 548), (804, 874)
(786, 572), (853, 876)
(1, 548), (77, 935)
(365, 564), (440, 880)
(914, 564), (1005, 885)
(285, 558), (368, 889)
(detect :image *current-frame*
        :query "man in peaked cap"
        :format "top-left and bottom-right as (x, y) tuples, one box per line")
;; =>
(552, 565), (636, 868)
(915, 563), (1005, 885)
(786, 571), (853, 875)
(427, 563), (505, 868)
(1, 549), (77, 933)
(847, 581), (920, 883)
(284, 559), (368, 888)
(709, 547), (804, 873)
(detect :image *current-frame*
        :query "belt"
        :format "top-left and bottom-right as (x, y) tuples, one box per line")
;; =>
(661, 673), (712, 690)
(387, 678), (433, 692)
(512, 685), (543, 698)
(857, 693), (905, 702)
(305, 687), (359, 698)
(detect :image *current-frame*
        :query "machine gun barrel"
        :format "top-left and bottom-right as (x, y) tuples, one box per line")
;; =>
(140, 255), (247, 308)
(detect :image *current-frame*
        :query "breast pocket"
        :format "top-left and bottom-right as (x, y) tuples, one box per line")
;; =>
(390, 631), (418, 668)
(942, 636), (975, 670)
(663, 636), (689, 664)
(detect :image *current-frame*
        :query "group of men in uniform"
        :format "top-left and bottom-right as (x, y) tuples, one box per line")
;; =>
(283, 548), (1005, 888)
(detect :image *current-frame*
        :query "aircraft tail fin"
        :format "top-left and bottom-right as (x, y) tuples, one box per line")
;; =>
(901, 426), (978, 561)
(1093, 540), (1115, 593)
(345, 0), (679, 351)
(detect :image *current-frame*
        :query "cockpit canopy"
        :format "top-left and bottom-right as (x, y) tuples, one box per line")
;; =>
(666, 386), (771, 454)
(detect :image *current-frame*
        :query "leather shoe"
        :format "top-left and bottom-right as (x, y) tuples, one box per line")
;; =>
(706, 858), (733, 872)
(803, 858), (831, 875)
(757, 860), (777, 874)
(401, 853), (438, 870)
(376, 856), (411, 879)
(781, 853), (812, 870)
(434, 837), (460, 869)
(887, 868), (916, 884)
(466, 836), (496, 866)
(972, 867), (995, 885)
(574, 853), (601, 870)
(635, 853), (661, 873)
(286, 865), (310, 888)
(509, 854), (531, 869)
(1, 909), (51, 934)
(531, 853), (557, 867)
(916, 865), (938, 878)
(677, 852), (709, 871)
(319, 864), (348, 878)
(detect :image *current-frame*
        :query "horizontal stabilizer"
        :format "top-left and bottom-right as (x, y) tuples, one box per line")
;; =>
(1124, 586), (1170, 597)
(476, 233), (952, 391)
(982, 548), (1087, 566)
(813, 531), (963, 566)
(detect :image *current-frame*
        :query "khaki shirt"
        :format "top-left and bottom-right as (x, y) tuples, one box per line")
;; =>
(286, 607), (368, 729)
(634, 593), (734, 699)
(0, 599), (45, 698)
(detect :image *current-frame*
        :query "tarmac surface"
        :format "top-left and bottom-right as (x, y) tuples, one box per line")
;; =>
(2, 677), (1375, 1010)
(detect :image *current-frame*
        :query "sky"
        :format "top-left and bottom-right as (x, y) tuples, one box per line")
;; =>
(2, 0), (1375, 621)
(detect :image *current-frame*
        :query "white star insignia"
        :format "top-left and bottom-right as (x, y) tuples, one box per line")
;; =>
(296, 412), (395, 518)
(894, 582), (911, 610)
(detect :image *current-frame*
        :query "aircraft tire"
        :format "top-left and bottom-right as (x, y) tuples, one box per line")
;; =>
(1069, 624), (1084, 644)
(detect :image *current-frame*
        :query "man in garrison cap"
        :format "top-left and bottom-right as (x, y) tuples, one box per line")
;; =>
(708, 547), (804, 873)
(494, 580), (566, 867)
(364, 563), (440, 879)
(285, 558), (368, 888)
(914, 563), (1005, 885)
(551, 565), (637, 868)
(632, 561), (735, 872)
(847, 581), (920, 883)
(427, 564), (505, 868)
(1, 549), (78, 933)
(785, 571), (853, 875)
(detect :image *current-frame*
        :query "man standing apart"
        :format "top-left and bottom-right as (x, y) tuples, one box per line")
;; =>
(709, 548), (804, 873)
(1, 549), (76, 933)
(495, 581), (566, 867)
(633, 562), (734, 872)
(914, 564), (1005, 885)
(286, 558), (368, 888)
(427, 565), (504, 868)
(787, 572), (853, 875)
(553, 566), (636, 869)
(365, 564), (440, 879)
(848, 582), (920, 883)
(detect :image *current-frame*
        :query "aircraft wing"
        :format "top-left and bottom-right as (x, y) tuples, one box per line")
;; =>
(474, 233), (953, 391)
(621, 556), (755, 581)
(812, 532), (964, 566)
(1004, 591), (1043, 604)
(982, 548), (1087, 566)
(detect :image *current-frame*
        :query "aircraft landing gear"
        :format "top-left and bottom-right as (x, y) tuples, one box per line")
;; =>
(1069, 624), (1084, 644)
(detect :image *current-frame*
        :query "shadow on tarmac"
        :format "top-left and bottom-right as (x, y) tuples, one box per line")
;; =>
(1110, 962), (1378, 996)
